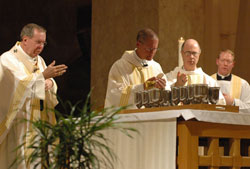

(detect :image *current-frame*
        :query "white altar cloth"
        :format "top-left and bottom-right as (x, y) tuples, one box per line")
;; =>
(102, 109), (250, 169)
(115, 109), (250, 125)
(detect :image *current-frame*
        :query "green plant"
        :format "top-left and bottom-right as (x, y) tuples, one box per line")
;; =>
(13, 93), (137, 169)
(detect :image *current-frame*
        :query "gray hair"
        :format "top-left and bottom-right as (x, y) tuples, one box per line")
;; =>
(20, 23), (46, 40)
(136, 28), (158, 43)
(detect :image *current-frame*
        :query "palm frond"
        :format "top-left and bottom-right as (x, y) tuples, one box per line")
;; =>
(13, 92), (138, 169)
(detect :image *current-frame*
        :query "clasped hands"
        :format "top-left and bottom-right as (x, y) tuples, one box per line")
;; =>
(144, 73), (166, 90)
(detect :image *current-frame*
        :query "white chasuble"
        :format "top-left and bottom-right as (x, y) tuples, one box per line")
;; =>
(212, 73), (250, 113)
(0, 42), (58, 169)
(166, 67), (226, 105)
(105, 50), (170, 109)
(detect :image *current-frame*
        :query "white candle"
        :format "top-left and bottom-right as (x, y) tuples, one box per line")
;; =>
(178, 37), (185, 67)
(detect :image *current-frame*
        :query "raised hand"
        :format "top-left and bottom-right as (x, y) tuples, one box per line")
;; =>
(42, 60), (68, 79)
(175, 71), (187, 86)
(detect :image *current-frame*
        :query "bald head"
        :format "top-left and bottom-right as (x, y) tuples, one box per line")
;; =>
(181, 39), (201, 71)
(181, 39), (201, 52)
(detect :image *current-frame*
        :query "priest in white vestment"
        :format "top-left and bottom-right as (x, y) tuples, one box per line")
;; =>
(211, 49), (250, 113)
(165, 39), (225, 105)
(105, 28), (170, 109)
(0, 23), (68, 169)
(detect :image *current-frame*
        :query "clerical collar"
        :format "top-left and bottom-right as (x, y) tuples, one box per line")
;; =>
(134, 49), (148, 67)
(217, 73), (232, 81)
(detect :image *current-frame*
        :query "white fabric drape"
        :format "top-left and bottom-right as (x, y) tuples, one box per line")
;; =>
(101, 118), (176, 169)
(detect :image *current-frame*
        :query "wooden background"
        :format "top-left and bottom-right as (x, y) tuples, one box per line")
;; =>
(1, 0), (248, 111)
(92, 0), (250, 108)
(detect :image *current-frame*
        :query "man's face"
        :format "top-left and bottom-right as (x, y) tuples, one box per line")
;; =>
(216, 52), (234, 76)
(23, 29), (46, 58)
(181, 40), (200, 71)
(136, 38), (159, 61)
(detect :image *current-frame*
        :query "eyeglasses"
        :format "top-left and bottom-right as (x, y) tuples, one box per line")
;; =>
(183, 51), (200, 57)
(144, 47), (159, 52)
(139, 41), (159, 52)
(219, 59), (233, 65)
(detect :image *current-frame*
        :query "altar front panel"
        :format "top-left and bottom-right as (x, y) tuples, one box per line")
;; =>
(102, 118), (177, 169)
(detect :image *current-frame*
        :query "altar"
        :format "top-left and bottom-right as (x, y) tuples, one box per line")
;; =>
(101, 105), (250, 169)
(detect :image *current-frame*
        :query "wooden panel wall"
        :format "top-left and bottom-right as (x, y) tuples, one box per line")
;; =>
(234, 0), (250, 81)
(203, 0), (250, 81)
(203, 0), (240, 75)
(158, 0), (205, 73)
(92, 0), (250, 108)
(91, 0), (159, 108)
